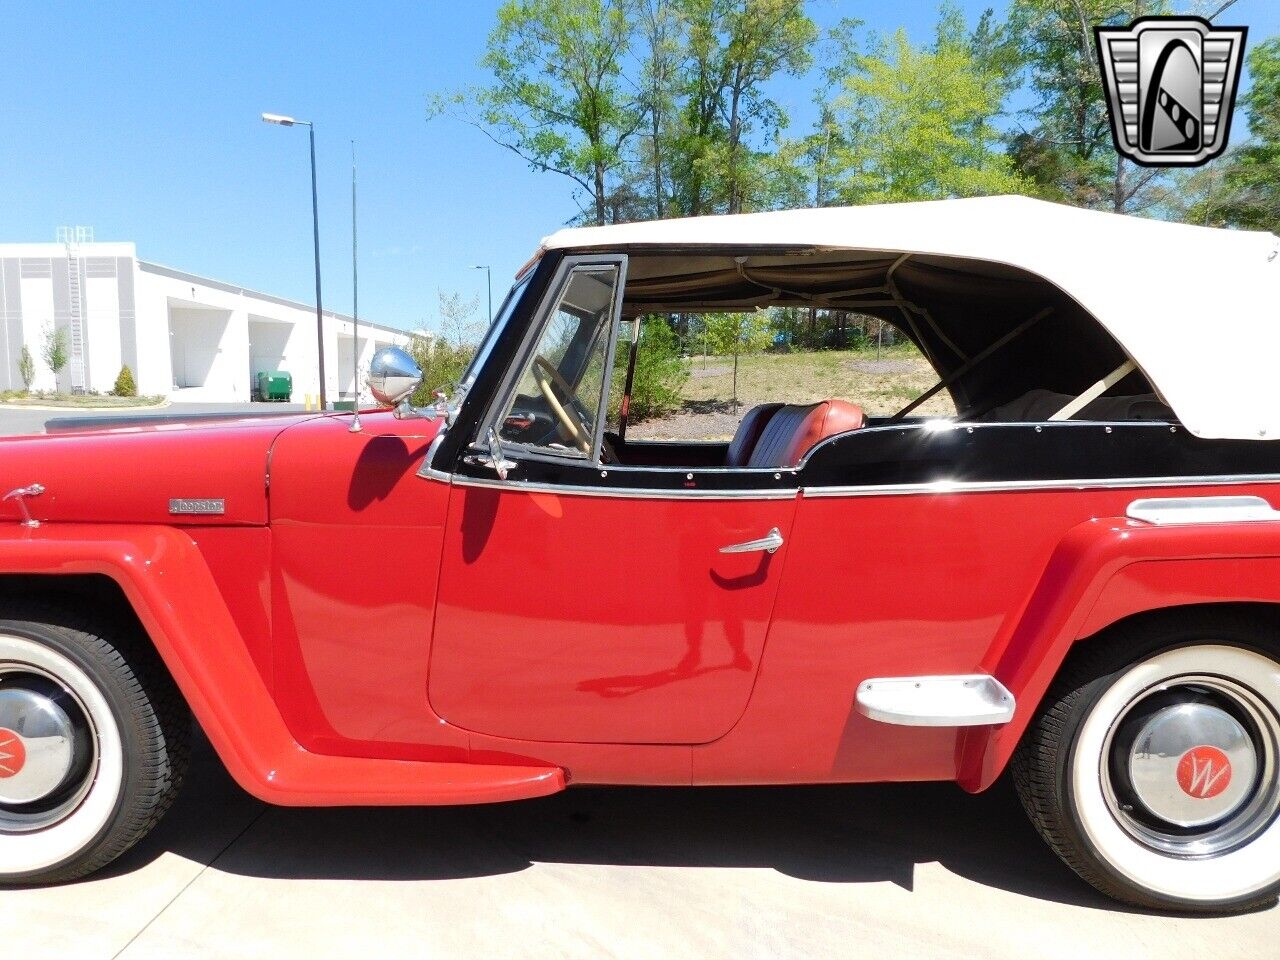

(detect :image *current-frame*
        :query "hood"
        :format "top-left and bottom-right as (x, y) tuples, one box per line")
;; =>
(0, 411), (323, 527)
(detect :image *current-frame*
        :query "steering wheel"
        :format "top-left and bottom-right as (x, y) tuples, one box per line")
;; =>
(532, 355), (592, 454)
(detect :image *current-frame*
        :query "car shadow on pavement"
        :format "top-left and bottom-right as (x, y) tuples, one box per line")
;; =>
(88, 735), (1196, 915)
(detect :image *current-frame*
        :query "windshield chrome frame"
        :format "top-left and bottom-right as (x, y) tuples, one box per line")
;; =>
(475, 253), (629, 468)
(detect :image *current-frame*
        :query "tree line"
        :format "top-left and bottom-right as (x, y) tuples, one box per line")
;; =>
(431, 0), (1275, 230)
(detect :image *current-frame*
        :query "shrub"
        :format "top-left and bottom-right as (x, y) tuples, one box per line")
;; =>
(112, 365), (137, 397)
(407, 334), (475, 406)
(18, 345), (35, 392)
(626, 316), (688, 422)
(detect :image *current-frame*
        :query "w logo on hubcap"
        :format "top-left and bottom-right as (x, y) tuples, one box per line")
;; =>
(0, 728), (25, 778)
(1177, 745), (1232, 799)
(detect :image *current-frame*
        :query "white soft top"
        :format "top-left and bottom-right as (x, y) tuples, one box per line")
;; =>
(542, 196), (1280, 441)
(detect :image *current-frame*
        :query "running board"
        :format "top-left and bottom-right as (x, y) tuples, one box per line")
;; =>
(855, 674), (1015, 727)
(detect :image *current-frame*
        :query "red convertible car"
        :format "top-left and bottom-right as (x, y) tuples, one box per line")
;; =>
(3, 197), (1280, 912)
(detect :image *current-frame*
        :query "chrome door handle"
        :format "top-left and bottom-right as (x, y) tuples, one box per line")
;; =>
(719, 527), (784, 554)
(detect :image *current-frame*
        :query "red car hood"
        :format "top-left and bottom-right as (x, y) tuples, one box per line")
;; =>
(0, 411), (323, 527)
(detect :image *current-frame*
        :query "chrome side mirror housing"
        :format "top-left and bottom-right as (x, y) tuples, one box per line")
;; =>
(367, 346), (449, 421)
(368, 346), (423, 407)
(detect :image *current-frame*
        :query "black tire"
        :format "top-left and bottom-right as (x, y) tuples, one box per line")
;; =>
(1014, 611), (1280, 913)
(0, 600), (189, 884)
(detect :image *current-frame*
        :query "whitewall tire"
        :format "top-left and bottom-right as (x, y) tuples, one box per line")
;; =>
(0, 602), (188, 884)
(1015, 611), (1280, 912)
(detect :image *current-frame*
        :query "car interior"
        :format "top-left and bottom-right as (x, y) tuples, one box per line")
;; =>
(495, 249), (1176, 471)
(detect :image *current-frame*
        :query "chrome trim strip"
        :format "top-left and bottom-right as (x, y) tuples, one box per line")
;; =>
(449, 474), (797, 500)
(802, 473), (1280, 499)
(418, 431), (454, 483)
(429, 471), (1280, 501)
(856, 674), (1015, 727)
(1127, 495), (1280, 525)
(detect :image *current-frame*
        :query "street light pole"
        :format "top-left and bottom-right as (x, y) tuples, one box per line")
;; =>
(262, 112), (327, 410)
(349, 139), (361, 433)
(473, 264), (492, 325)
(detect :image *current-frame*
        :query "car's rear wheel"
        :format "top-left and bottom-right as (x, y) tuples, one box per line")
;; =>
(1014, 614), (1280, 913)
(0, 603), (188, 884)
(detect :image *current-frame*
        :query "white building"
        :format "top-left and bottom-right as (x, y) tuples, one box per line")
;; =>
(0, 238), (413, 404)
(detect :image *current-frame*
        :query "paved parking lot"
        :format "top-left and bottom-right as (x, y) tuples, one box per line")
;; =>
(4, 401), (1278, 957)
(7, 735), (1277, 960)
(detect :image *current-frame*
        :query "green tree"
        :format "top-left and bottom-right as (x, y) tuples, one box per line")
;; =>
(637, 0), (684, 218)
(409, 290), (484, 404)
(820, 24), (1025, 203)
(41, 324), (68, 386)
(698, 310), (773, 354)
(18, 345), (35, 392)
(668, 0), (816, 216)
(1006, 0), (1196, 213)
(433, 0), (643, 225)
(1200, 36), (1280, 231)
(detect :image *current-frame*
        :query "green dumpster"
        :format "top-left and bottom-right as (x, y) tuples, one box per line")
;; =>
(256, 371), (292, 402)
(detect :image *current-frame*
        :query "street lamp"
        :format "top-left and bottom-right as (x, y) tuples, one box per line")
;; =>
(262, 111), (327, 410)
(473, 264), (492, 325)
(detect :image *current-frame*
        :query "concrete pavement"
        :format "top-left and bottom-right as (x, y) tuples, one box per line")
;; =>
(7, 735), (1277, 960)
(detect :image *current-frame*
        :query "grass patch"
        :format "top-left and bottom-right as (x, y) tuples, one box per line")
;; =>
(1, 391), (167, 409)
(633, 346), (954, 441)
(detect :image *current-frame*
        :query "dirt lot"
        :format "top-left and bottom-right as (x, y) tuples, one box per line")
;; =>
(633, 346), (955, 441)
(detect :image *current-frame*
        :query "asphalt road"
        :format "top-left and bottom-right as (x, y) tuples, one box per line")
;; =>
(7, 734), (1278, 960)
(0, 401), (306, 437)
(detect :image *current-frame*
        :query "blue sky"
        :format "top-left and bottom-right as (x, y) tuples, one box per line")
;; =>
(3, 1), (1277, 334)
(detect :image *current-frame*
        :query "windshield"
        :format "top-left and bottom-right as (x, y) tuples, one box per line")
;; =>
(461, 275), (531, 391)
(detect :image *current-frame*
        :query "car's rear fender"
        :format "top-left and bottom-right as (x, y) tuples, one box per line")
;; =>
(958, 516), (1280, 792)
(0, 523), (564, 805)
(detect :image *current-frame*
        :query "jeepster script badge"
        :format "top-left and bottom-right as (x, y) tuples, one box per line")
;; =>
(1176, 745), (1232, 799)
(169, 498), (226, 516)
(0, 728), (25, 778)
(1095, 17), (1246, 167)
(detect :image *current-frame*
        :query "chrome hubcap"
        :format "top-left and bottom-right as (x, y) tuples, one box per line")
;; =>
(1127, 702), (1257, 827)
(0, 686), (78, 804)
(0, 667), (97, 833)
(1104, 675), (1280, 857)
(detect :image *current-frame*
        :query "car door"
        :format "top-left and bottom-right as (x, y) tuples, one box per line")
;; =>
(427, 255), (797, 745)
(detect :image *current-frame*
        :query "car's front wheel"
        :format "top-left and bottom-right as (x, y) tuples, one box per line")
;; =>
(0, 602), (188, 884)
(1015, 614), (1280, 912)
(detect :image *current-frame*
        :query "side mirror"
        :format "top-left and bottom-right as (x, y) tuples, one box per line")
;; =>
(368, 346), (423, 407)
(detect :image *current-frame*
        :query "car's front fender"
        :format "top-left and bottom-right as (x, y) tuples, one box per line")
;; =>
(0, 523), (564, 805)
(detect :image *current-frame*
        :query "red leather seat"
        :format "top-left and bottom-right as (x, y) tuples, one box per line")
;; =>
(725, 403), (783, 467)
(742, 399), (864, 468)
